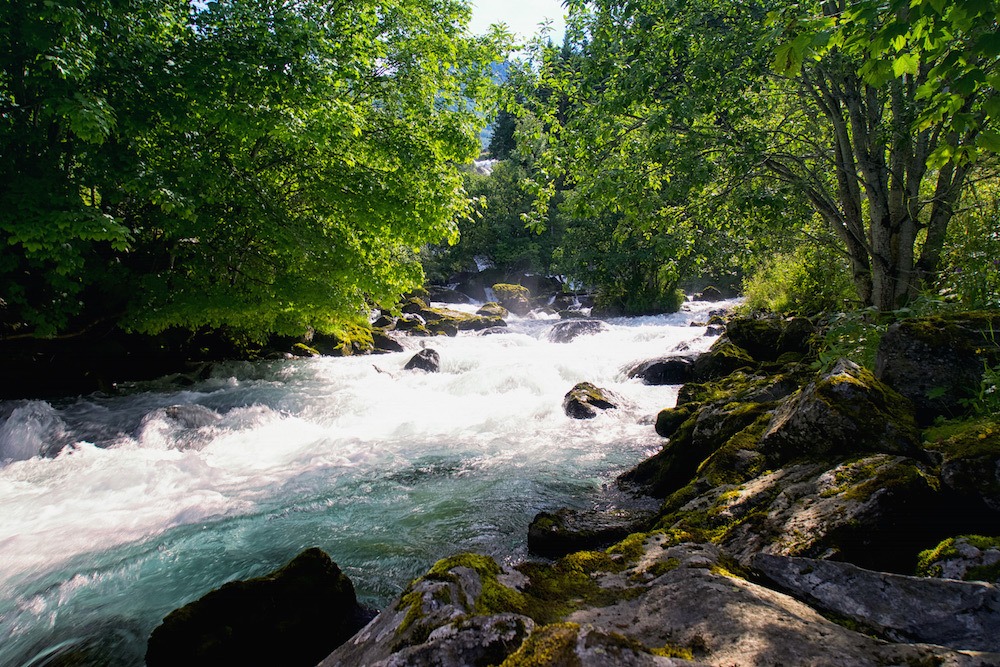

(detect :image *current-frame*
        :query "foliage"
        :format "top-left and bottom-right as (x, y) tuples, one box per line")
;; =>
(936, 180), (1000, 309)
(742, 233), (857, 315)
(512, 0), (997, 313)
(1, 0), (506, 340)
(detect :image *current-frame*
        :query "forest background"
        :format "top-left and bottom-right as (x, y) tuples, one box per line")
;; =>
(1, 0), (998, 362)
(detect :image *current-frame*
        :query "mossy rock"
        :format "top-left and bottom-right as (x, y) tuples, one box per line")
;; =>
(917, 535), (1000, 583)
(924, 417), (1000, 512)
(690, 338), (755, 381)
(876, 311), (1000, 424)
(311, 322), (375, 357)
(492, 283), (532, 316)
(477, 301), (509, 318)
(727, 316), (816, 362)
(759, 359), (921, 464)
(527, 508), (655, 558)
(563, 381), (619, 419)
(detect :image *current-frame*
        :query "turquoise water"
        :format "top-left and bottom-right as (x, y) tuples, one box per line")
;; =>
(0, 302), (728, 666)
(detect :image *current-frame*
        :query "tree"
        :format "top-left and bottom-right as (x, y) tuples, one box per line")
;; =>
(1, 0), (506, 339)
(526, 0), (998, 311)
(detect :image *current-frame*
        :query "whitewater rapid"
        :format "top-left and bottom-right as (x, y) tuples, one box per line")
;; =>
(0, 300), (732, 666)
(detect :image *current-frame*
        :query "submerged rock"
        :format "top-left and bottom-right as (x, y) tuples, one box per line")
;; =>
(547, 319), (609, 343)
(563, 382), (619, 419)
(405, 349), (441, 373)
(146, 548), (374, 667)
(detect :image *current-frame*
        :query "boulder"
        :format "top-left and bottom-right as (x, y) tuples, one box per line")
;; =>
(491, 283), (532, 316)
(477, 326), (511, 336)
(563, 382), (619, 419)
(547, 319), (609, 343)
(627, 356), (696, 385)
(528, 508), (655, 558)
(696, 285), (725, 302)
(690, 338), (755, 381)
(146, 548), (374, 667)
(476, 302), (509, 318)
(875, 313), (1000, 424)
(404, 349), (440, 373)
(925, 418), (1000, 512)
(426, 285), (476, 304)
(726, 316), (816, 362)
(759, 359), (921, 462)
(371, 330), (404, 354)
(753, 553), (1000, 652)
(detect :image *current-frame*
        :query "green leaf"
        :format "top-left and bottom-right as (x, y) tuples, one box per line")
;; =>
(892, 53), (920, 77)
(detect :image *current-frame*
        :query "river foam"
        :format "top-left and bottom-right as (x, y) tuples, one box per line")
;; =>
(0, 299), (734, 666)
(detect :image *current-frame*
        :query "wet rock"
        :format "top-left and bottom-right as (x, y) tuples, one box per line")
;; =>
(476, 302), (508, 318)
(753, 553), (1000, 652)
(759, 359), (921, 462)
(405, 349), (440, 373)
(528, 508), (655, 558)
(563, 382), (619, 419)
(876, 313), (1000, 425)
(426, 285), (476, 304)
(696, 286), (725, 302)
(627, 356), (696, 385)
(134, 404), (221, 451)
(547, 319), (609, 343)
(146, 548), (374, 667)
(477, 326), (511, 336)
(371, 330), (404, 354)
(492, 283), (532, 316)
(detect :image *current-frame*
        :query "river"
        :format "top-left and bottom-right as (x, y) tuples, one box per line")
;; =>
(0, 299), (731, 666)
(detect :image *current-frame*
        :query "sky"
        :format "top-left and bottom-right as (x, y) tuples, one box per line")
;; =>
(468, 0), (567, 43)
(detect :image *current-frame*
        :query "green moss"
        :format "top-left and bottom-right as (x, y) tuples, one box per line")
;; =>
(291, 342), (320, 357)
(607, 530), (660, 563)
(650, 644), (694, 660)
(493, 283), (530, 300)
(642, 557), (681, 579)
(923, 417), (1000, 459)
(498, 623), (581, 667)
(917, 535), (1000, 579)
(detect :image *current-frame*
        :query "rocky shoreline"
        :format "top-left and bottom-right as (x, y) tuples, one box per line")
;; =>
(143, 300), (1000, 667)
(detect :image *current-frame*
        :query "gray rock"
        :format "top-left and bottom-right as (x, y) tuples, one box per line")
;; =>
(547, 319), (609, 343)
(405, 349), (440, 373)
(753, 553), (1000, 652)
(627, 356), (696, 385)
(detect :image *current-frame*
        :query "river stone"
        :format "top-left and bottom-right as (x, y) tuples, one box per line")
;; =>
(689, 339), (755, 381)
(476, 301), (508, 318)
(876, 313), (1000, 425)
(726, 316), (815, 362)
(547, 319), (609, 343)
(759, 358), (921, 461)
(146, 548), (374, 667)
(753, 553), (1000, 652)
(492, 283), (532, 316)
(563, 382), (618, 419)
(372, 330), (404, 354)
(426, 285), (476, 304)
(627, 356), (696, 385)
(527, 507), (656, 558)
(404, 349), (440, 373)
(696, 285), (725, 302)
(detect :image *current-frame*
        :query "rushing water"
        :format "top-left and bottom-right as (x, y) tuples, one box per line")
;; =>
(0, 300), (732, 666)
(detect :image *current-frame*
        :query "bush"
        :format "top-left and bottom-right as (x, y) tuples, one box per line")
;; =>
(742, 243), (856, 314)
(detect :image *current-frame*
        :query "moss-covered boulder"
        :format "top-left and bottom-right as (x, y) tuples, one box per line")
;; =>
(563, 382), (619, 419)
(726, 316), (816, 362)
(476, 301), (509, 318)
(311, 322), (376, 357)
(690, 338), (755, 381)
(146, 548), (374, 667)
(492, 283), (532, 316)
(759, 359), (921, 462)
(876, 312), (1000, 424)
(924, 417), (1000, 512)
